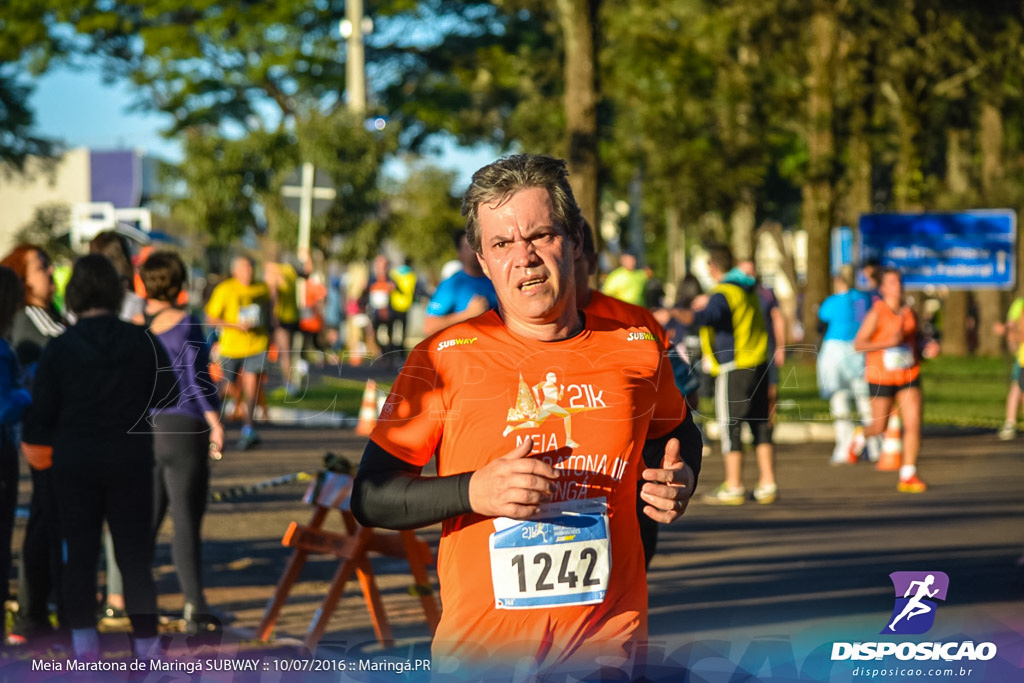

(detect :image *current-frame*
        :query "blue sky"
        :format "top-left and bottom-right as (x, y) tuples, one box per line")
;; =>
(29, 66), (494, 189)
(31, 67), (183, 161)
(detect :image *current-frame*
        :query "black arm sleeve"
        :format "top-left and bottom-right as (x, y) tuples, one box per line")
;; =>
(351, 440), (475, 530)
(641, 410), (703, 490)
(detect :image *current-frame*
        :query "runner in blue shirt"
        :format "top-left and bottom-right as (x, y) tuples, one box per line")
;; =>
(423, 230), (498, 334)
(817, 266), (874, 464)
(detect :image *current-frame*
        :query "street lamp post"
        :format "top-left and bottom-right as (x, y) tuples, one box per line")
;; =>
(339, 0), (372, 116)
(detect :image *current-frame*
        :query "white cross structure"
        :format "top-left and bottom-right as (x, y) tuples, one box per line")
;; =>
(281, 162), (337, 257)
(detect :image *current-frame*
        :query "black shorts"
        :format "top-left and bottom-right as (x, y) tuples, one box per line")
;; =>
(867, 377), (921, 399)
(715, 363), (773, 451)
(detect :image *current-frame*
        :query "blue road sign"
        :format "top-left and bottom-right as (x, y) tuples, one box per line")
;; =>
(858, 210), (1017, 290)
(831, 226), (855, 275)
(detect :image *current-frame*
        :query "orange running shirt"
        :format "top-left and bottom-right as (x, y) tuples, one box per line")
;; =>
(585, 290), (670, 349)
(369, 310), (685, 672)
(864, 299), (920, 386)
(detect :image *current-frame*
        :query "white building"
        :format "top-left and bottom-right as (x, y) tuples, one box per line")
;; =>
(0, 147), (158, 255)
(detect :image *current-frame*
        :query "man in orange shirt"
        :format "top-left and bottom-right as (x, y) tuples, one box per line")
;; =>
(352, 154), (702, 679)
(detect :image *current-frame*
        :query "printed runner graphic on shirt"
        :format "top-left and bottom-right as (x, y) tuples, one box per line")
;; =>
(501, 371), (607, 448)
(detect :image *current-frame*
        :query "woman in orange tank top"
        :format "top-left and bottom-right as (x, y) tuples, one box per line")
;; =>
(854, 268), (939, 493)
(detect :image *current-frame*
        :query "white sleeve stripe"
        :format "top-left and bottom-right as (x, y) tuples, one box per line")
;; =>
(25, 306), (66, 337)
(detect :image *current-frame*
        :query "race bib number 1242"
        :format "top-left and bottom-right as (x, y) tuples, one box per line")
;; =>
(489, 499), (610, 610)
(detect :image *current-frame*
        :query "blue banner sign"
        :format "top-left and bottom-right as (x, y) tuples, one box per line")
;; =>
(831, 226), (855, 275)
(858, 210), (1016, 290)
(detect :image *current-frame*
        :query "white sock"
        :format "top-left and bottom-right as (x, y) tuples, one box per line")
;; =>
(899, 465), (916, 481)
(72, 627), (100, 658)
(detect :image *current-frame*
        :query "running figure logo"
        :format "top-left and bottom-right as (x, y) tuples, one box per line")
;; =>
(882, 571), (949, 635)
(502, 372), (605, 449)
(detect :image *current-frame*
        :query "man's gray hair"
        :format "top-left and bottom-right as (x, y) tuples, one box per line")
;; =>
(461, 154), (583, 253)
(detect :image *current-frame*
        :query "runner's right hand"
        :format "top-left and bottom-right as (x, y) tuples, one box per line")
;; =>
(469, 438), (560, 519)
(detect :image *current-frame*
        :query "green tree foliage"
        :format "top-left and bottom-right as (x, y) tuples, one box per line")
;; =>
(10, 0), (1024, 336)
(167, 127), (290, 248)
(24, 1), (403, 252)
(14, 203), (76, 262)
(0, 71), (56, 172)
(42, 1), (349, 135)
(293, 110), (398, 260)
(0, 2), (61, 171)
(375, 1), (564, 155)
(384, 163), (464, 278)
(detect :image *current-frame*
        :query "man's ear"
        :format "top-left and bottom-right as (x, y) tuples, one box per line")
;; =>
(477, 252), (491, 279)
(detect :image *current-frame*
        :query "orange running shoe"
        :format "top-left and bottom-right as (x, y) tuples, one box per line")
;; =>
(897, 474), (927, 493)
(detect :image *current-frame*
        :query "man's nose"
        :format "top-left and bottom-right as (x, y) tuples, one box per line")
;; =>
(511, 239), (539, 265)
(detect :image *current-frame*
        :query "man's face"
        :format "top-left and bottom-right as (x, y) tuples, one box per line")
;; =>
(232, 258), (253, 286)
(476, 186), (580, 336)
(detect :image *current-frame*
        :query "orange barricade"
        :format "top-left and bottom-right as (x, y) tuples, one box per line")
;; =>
(256, 467), (440, 651)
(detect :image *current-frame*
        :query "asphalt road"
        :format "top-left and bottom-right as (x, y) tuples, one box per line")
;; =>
(6, 419), (1024, 681)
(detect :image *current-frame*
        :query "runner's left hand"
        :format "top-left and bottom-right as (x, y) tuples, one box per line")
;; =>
(639, 438), (694, 523)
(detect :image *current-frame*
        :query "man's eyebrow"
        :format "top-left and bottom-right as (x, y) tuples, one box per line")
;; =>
(520, 223), (559, 237)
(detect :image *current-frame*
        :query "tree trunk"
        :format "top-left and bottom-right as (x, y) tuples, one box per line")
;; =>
(843, 125), (872, 227)
(665, 204), (686, 303)
(935, 127), (969, 352)
(730, 188), (756, 263)
(980, 102), (1004, 193)
(891, 90), (923, 212)
(975, 101), (1007, 355)
(944, 128), (970, 197)
(557, 0), (600, 238)
(801, 7), (837, 345)
(943, 291), (970, 357)
(839, 26), (871, 230)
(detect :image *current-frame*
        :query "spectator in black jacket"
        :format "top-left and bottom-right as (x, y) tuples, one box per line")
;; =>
(26, 254), (178, 659)
(0, 244), (66, 645)
(0, 266), (32, 645)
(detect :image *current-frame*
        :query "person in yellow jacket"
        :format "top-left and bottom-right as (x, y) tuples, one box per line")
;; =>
(667, 246), (777, 506)
(205, 255), (270, 450)
(600, 250), (648, 306)
(388, 257), (421, 358)
(265, 258), (303, 395)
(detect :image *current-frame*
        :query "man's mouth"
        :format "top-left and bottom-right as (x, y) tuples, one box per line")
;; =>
(519, 275), (547, 291)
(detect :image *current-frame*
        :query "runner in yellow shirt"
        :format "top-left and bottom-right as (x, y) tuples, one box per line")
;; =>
(205, 256), (270, 450)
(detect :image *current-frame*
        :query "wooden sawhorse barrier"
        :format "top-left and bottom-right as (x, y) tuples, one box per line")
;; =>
(257, 469), (441, 651)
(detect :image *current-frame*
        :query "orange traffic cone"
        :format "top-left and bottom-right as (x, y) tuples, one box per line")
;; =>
(875, 414), (903, 471)
(355, 380), (380, 435)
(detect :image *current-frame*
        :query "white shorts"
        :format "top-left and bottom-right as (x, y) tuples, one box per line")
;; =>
(817, 339), (866, 398)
